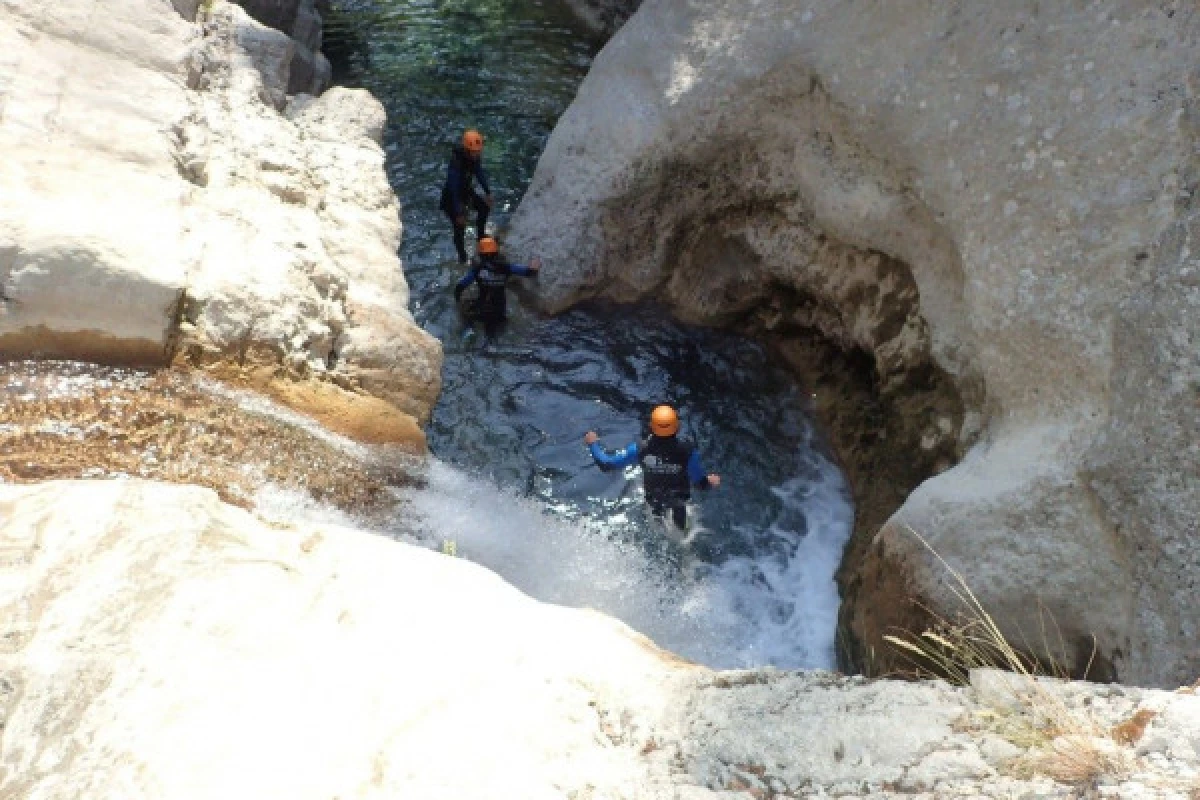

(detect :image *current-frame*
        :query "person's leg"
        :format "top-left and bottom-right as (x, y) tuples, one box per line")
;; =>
(447, 211), (468, 263)
(671, 505), (687, 530)
(471, 192), (490, 240)
(482, 314), (506, 340)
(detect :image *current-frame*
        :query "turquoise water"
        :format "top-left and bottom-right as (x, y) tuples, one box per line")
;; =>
(326, 0), (853, 668)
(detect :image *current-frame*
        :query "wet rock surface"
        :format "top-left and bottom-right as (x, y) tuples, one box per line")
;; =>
(0, 361), (420, 518)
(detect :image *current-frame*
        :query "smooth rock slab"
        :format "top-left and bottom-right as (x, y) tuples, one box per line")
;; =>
(4, 481), (1200, 798)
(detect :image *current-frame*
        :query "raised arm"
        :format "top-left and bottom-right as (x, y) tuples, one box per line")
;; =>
(584, 432), (639, 471)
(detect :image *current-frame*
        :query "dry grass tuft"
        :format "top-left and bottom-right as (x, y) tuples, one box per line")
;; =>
(0, 361), (419, 520)
(1012, 734), (1135, 785)
(883, 526), (1135, 786)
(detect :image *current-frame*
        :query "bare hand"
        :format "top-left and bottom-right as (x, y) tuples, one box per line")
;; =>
(529, 256), (542, 273)
(485, 193), (494, 209)
(454, 215), (466, 227)
(707, 474), (721, 488)
(584, 431), (599, 445)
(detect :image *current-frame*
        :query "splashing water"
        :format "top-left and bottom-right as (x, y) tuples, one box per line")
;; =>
(400, 447), (851, 669)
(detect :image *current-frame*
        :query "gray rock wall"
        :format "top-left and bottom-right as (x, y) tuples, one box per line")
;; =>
(511, 0), (1200, 686)
(562, 0), (643, 37)
(230, 0), (330, 94)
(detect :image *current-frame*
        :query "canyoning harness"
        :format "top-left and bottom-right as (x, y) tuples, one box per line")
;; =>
(589, 434), (713, 508)
(440, 144), (491, 218)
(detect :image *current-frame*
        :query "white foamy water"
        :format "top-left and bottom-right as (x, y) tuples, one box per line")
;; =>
(398, 456), (852, 670)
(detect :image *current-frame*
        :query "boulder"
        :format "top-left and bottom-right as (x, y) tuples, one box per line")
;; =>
(510, 0), (1200, 686)
(0, 0), (439, 449)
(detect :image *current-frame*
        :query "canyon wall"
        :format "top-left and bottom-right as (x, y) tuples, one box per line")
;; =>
(0, 0), (440, 449)
(2, 2), (1200, 795)
(510, 0), (1200, 686)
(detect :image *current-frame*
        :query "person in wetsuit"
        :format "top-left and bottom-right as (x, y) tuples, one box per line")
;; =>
(584, 405), (721, 530)
(453, 236), (541, 337)
(439, 129), (493, 264)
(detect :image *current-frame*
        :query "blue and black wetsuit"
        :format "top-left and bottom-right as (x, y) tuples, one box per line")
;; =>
(454, 253), (536, 336)
(589, 434), (713, 528)
(439, 143), (492, 263)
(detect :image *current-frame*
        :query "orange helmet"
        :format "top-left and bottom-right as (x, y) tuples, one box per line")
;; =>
(462, 129), (484, 154)
(650, 405), (679, 437)
(478, 236), (499, 255)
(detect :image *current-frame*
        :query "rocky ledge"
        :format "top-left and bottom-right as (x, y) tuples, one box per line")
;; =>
(2, 479), (1200, 799)
(0, 0), (440, 450)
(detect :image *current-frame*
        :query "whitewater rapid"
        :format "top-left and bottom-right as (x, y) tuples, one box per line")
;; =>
(398, 451), (852, 670)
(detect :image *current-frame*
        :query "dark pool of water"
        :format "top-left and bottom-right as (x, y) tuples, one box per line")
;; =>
(325, 0), (852, 667)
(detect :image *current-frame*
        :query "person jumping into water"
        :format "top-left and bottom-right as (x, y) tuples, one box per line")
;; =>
(454, 236), (541, 338)
(439, 128), (493, 264)
(584, 405), (720, 530)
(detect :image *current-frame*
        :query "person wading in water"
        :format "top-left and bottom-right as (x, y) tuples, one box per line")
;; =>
(439, 128), (492, 264)
(584, 405), (721, 531)
(453, 236), (541, 338)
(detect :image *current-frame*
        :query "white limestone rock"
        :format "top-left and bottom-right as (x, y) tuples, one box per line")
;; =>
(510, 0), (1200, 686)
(4, 480), (1200, 799)
(0, 0), (440, 445)
(0, 479), (682, 800)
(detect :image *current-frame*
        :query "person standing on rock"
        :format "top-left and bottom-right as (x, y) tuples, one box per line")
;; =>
(440, 128), (493, 264)
(453, 236), (541, 338)
(584, 406), (720, 532)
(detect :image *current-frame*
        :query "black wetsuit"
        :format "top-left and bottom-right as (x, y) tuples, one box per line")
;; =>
(439, 144), (491, 263)
(454, 254), (535, 337)
(589, 433), (713, 529)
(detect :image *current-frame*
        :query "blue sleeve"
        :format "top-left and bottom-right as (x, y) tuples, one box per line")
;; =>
(687, 450), (710, 488)
(455, 268), (478, 291)
(475, 163), (490, 195)
(508, 263), (533, 276)
(445, 161), (464, 215)
(590, 441), (639, 471)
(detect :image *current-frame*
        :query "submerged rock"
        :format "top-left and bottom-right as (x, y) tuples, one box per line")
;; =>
(510, 0), (1200, 686)
(0, 0), (440, 450)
